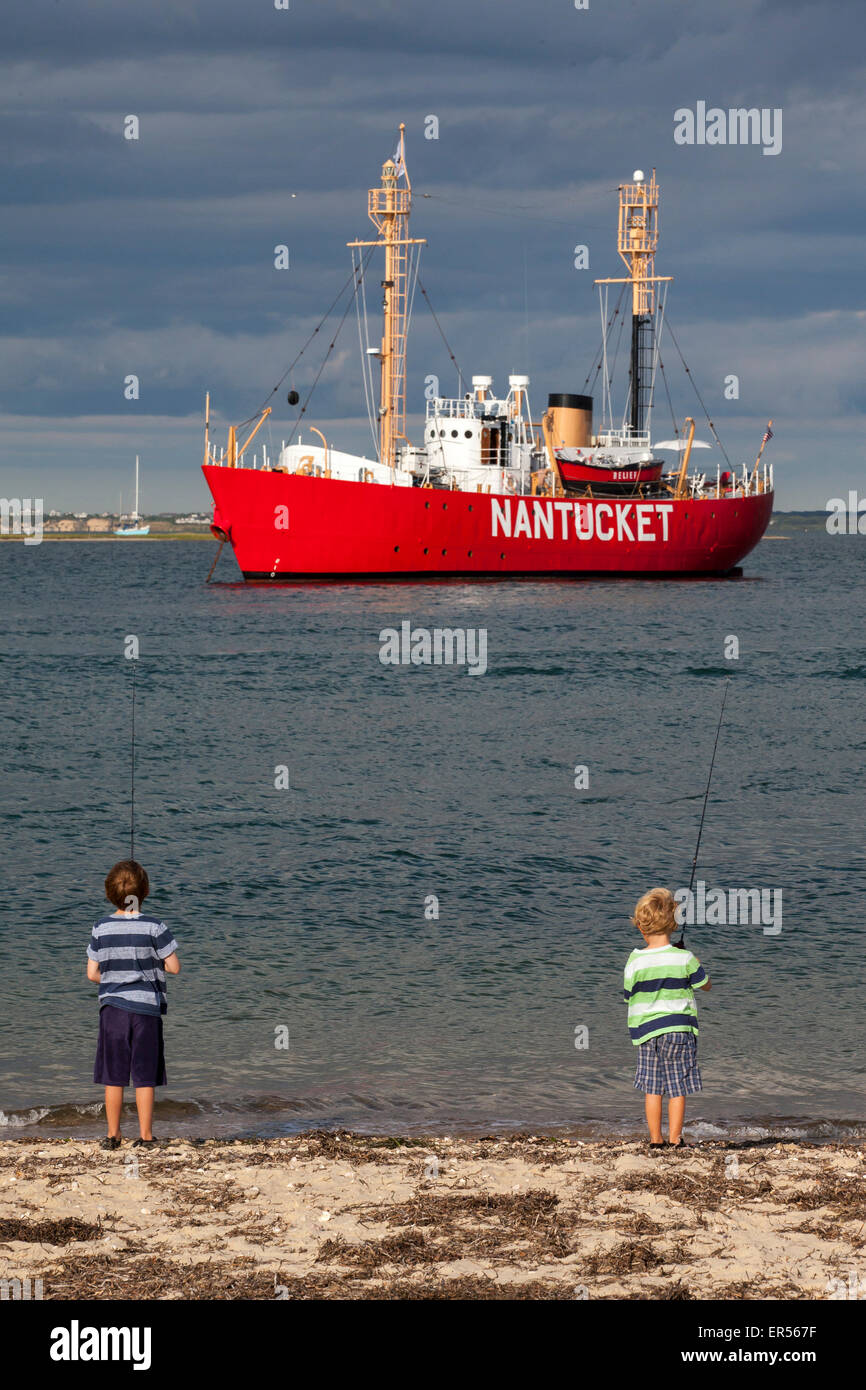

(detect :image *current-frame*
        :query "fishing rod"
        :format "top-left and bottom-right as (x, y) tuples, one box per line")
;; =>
(675, 677), (731, 948)
(130, 660), (137, 860)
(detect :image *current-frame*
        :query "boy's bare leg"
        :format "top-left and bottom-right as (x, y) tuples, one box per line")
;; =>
(668, 1096), (686, 1144)
(134, 1087), (154, 1141)
(104, 1086), (123, 1138)
(644, 1093), (663, 1143)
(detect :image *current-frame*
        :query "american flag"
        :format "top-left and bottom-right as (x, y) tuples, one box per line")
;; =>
(762, 425), (774, 444)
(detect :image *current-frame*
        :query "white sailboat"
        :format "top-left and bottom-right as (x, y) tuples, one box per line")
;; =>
(114, 456), (150, 536)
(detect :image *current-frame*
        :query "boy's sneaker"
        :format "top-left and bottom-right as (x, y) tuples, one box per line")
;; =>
(100, 1136), (121, 1150)
(132, 1137), (157, 1148)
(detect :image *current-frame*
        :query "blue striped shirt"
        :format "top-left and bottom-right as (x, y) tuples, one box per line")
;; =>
(87, 913), (179, 1017)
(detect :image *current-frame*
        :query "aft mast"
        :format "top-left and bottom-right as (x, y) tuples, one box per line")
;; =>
(347, 125), (426, 473)
(596, 169), (672, 437)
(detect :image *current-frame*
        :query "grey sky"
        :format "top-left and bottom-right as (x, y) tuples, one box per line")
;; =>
(1, 0), (864, 509)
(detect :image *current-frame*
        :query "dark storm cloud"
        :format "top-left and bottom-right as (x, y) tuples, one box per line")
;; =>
(1, 0), (864, 508)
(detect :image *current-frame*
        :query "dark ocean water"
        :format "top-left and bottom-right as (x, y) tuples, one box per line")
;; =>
(1, 526), (864, 1142)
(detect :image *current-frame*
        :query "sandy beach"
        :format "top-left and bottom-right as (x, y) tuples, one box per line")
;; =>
(1, 1133), (863, 1300)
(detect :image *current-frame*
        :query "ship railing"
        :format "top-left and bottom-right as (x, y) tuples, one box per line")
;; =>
(596, 429), (652, 448)
(426, 398), (511, 421)
(205, 441), (282, 470)
(416, 454), (534, 495)
(706, 460), (774, 498)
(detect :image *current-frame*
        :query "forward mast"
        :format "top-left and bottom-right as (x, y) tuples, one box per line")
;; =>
(347, 124), (426, 474)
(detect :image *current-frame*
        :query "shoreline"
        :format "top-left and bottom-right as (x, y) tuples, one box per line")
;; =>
(2, 1133), (862, 1300)
(5, 1096), (864, 1147)
(0, 533), (213, 542)
(6, 1108), (865, 1148)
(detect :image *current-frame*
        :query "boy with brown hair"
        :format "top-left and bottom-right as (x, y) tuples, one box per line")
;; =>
(86, 861), (180, 1150)
(623, 887), (711, 1149)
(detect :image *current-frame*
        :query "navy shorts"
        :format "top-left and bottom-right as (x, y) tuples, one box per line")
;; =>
(94, 1005), (167, 1087)
(634, 1031), (701, 1097)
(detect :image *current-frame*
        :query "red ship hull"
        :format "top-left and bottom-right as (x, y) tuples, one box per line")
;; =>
(203, 465), (773, 581)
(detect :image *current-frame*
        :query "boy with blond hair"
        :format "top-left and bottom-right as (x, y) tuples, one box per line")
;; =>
(623, 887), (711, 1148)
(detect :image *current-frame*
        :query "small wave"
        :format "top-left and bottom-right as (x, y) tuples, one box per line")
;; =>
(2, 1101), (104, 1128)
(494, 666), (573, 678)
(682, 1117), (866, 1144)
(5, 1097), (864, 1146)
(1, 1093), (313, 1133)
(809, 665), (866, 680)
(0, 1107), (52, 1129)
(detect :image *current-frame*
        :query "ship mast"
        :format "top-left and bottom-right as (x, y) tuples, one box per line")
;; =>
(596, 169), (671, 436)
(348, 125), (426, 472)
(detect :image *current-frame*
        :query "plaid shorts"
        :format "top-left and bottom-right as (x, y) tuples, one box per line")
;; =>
(634, 1030), (702, 1097)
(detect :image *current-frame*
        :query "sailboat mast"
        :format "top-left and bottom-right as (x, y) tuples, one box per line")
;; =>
(134, 455), (140, 520)
(348, 125), (425, 472)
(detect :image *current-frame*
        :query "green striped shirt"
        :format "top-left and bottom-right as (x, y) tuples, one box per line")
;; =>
(623, 944), (707, 1045)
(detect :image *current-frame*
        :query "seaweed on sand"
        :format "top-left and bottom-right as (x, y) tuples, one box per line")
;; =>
(0, 1216), (102, 1245)
(318, 1189), (574, 1272)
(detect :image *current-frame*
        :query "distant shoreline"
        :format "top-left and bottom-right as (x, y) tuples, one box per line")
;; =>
(0, 513), (842, 544)
(0, 532), (213, 542)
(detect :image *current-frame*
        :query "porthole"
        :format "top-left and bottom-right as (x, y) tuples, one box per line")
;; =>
(464, 430), (472, 439)
(423, 547), (429, 555)
(394, 545), (399, 553)
(424, 501), (430, 509)
(441, 549), (447, 556)
(451, 429), (458, 438)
